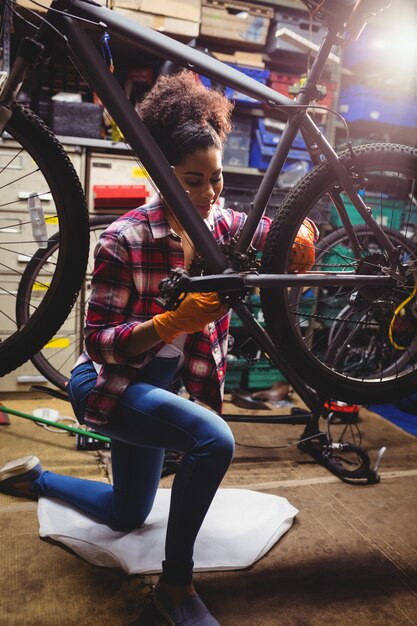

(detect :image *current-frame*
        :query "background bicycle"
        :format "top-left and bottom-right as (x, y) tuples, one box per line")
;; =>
(16, 215), (115, 391)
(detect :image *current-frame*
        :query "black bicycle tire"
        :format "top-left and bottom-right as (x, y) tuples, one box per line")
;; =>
(260, 143), (417, 403)
(16, 216), (114, 389)
(0, 102), (89, 377)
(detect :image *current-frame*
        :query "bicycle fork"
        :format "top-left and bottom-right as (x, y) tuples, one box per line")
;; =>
(0, 37), (45, 132)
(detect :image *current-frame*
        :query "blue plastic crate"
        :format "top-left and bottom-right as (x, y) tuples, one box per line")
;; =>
(199, 75), (212, 89)
(227, 63), (270, 83)
(339, 85), (417, 128)
(249, 129), (312, 170)
(200, 64), (270, 105)
(223, 115), (252, 167)
(223, 143), (251, 167)
(231, 115), (253, 135)
(257, 118), (307, 150)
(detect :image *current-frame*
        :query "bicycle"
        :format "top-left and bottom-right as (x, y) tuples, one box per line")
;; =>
(1, 0), (416, 482)
(16, 215), (115, 390)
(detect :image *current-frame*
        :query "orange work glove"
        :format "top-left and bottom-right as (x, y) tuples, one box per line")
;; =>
(153, 292), (226, 344)
(288, 218), (319, 273)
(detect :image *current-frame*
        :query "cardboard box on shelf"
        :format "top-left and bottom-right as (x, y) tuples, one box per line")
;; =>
(213, 50), (265, 69)
(200, 0), (274, 49)
(260, 0), (307, 9)
(17, 0), (111, 9)
(112, 0), (201, 37)
(114, 0), (200, 21)
(112, 8), (200, 37)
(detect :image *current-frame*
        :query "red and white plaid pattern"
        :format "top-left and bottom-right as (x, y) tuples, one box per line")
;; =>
(75, 195), (271, 425)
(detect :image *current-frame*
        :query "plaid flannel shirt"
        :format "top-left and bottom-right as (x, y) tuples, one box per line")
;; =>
(76, 195), (271, 425)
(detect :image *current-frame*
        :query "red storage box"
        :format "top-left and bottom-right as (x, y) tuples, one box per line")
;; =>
(269, 73), (337, 111)
(93, 185), (150, 211)
(268, 72), (299, 98)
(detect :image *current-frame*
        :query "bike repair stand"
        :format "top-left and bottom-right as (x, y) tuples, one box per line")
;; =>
(222, 299), (386, 485)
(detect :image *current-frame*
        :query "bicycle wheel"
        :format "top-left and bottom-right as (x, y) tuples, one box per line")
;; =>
(16, 216), (115, 390)
(0, 102), (89, 377)
(288, 225), (417, 377)
(261, 143), (417, 403)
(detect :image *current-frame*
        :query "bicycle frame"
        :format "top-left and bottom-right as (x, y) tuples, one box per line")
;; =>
(0, 0), (399, 281)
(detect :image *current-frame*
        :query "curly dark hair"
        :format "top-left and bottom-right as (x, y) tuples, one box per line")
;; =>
(137, 70), (234, 165)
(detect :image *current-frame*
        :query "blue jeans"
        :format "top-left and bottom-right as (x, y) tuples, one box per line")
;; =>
(33, 358), (234, 585)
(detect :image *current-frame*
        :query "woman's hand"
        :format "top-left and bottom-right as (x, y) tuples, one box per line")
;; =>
(153, 292), (226, 343)
(288, 218), (318, 273)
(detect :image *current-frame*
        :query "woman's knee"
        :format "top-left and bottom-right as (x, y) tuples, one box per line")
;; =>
(110, 511), (148, 533)
(110, 492), (154, 532)
(200, 419), (235, 463)
(218, 424), (235, 461)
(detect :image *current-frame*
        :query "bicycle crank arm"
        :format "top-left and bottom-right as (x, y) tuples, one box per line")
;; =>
(157, 269), (246, 309)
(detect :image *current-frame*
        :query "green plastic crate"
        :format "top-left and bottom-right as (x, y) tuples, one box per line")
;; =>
(224, 369), (243, 391)
(229, 295), (264, 328)
(228, 296), (286, 389)
(246, 362), (287, 389)
(330, 195), (405, 229)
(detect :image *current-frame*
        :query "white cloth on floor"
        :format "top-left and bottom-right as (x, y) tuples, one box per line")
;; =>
(38, 488), (298, 574)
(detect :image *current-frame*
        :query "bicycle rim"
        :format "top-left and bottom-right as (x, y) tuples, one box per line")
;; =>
(260, 143), (417, 403)
(0, 102), (89, 377)
(16, 216), (114, 389)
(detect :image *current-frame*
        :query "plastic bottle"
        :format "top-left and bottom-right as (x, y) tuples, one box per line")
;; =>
(28, 193), (48, 248)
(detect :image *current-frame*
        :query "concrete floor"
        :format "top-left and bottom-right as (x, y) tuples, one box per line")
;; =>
(0, 393), (416, 625)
